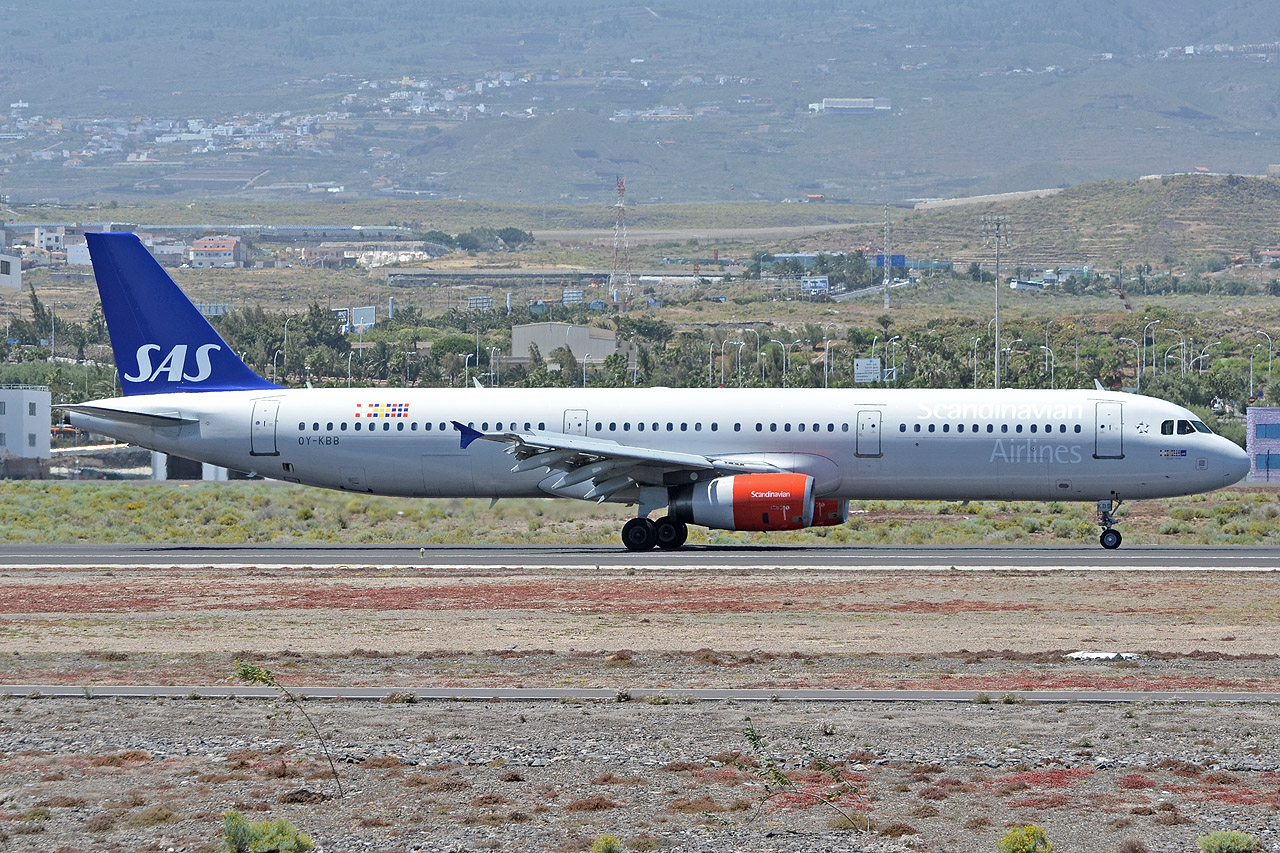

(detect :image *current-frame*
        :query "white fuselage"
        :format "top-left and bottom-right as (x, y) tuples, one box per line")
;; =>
(69, 387), (1249, 504)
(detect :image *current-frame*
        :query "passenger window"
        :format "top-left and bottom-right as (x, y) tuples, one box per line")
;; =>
(770, 423), (777, 432)
(341, 422), (348, 431)
(694, 423), (702, 431)
(1001, 424), (1009, 433)
(828, 424), (834, 432)
(1030, 424), (1037, 433)
(957, 424), (965, 433)
(326, 422), (333, 431)
(734, 423), (741, 432)
(1059, 424), (1066, 433)
(986, 424), (993, 433)
(355, 422), (362, 431)
(595, 422), (602, 431)
(842, 423), (849, 432)
(298, 422), (305, 430)
(756, 423), (763, 432)
(711, 423), (718, 432)
(681, 423), (688, 431)
(397, 422), (404, 431)
(798, 423), (806, 432)
(928, 424), (936, 433)
(667, 423), (674, 431)
(539, 423), (545, 430)
(411, 423), (417, 431)
(383, 422), (390, 431)
(624, 422), (630, 431)
(784, 423), (791, 432)
(914, 424), (921, 433)
(900, 424), (907, 432)
(609, 422), (616, 431)
(483, 422), (489, 430)
(1015, 424), (1023, 433)
(942, 424), (950, 433)
(813, 423), (819, 432)
(524, 422), (531, 431)
(312, 422), (319, 431)
(1074, 424), (1081, 433)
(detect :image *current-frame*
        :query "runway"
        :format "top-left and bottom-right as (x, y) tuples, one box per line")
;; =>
(0, 543), (1277, 571)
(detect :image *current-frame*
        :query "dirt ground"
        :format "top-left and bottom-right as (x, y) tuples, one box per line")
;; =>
(2, 562), (1280, 852)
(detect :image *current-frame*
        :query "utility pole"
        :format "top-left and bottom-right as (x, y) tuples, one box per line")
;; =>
(882, 205), (891, 309)
(981, 215), (1012, 389)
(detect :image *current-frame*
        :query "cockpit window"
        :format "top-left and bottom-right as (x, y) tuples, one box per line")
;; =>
(1177, 420), (1196, 435)
(1161, 420), (1174, 435)
(1191, 420), (1212, 434)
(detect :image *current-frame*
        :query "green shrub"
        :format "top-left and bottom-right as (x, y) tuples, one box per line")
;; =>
(590, 835), (623, 853)
(221, 811), (314, 852)
(997, 824), (1053, 853)
(1196, 830), (1260, 853)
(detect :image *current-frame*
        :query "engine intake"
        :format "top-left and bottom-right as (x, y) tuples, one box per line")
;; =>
(670, 473), (815, 531)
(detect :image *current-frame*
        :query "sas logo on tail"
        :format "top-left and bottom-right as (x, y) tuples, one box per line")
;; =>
(123, 344), (221, 383)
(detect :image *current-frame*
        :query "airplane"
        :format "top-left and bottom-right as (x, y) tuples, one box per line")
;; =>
(66, 232), (1251, 552)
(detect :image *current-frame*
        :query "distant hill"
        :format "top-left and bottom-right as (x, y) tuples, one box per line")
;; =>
(789, 174), (1280, 269)
(3, 1), (1280, 206)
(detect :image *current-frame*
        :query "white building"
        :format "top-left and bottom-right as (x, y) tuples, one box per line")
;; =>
(65, 241), (92, 266)
(0, 252), (19, 288)
(0, 386), (51, 477)
(33, 226), (64, 252)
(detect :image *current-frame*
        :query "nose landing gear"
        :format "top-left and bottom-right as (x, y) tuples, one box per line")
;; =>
(1097, 499), (1123, 550)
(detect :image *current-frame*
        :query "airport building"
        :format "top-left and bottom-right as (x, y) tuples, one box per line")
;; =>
(0, 385), (51, 478)
(1246, 407), (1280, 481)
(509, 322), (636, 371)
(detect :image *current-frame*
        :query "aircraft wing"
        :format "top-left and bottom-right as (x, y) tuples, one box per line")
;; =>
(62, 405), (199, 428)
(453, 421), (781, 501)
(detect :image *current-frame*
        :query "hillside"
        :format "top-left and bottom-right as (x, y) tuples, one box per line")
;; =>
(785, 174), (1280, 269)
(3, 1), (1280, 206)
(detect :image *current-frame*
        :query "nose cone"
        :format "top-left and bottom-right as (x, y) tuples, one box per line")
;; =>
(1224, 441), (1251, 486)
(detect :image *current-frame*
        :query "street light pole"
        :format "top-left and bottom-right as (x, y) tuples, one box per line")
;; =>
(583, 353), (590, 388)
(1039, 345), (1055, 389)
(981, 215), (1011, 389)
(1142, 318), (1160, 380)
(1257, 330), (1273, 377)
(971, 336), (981, 389)
(460, 353), (474, 387)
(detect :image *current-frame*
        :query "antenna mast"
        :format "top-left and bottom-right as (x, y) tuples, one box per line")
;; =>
(610, 176), (633, 295)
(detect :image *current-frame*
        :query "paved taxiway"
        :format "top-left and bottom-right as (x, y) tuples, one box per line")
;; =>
(0, 543), (1277, 570)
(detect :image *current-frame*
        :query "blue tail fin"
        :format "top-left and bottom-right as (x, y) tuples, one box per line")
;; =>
(86, 232), (280, 396)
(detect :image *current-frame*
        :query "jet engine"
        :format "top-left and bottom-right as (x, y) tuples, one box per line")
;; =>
(812, 498), (849, 527)
(669, 473), (815, 531)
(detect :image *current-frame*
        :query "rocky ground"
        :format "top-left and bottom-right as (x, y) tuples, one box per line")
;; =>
(1, 562), (1279, 851)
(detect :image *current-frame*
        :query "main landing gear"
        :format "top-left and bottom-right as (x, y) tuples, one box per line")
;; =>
(1097, 499), (1123, 550)
(621, 516), (688, 552)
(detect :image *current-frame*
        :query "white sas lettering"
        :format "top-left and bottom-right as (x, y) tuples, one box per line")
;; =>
(123, 343), (222, 383)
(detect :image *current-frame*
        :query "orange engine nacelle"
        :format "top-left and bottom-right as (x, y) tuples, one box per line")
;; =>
(670, 473), (815, 531)
(813, 498), (849, 527)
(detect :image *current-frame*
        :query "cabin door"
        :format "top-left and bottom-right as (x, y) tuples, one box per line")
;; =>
(1094, 401), (1124, 459)
(855, 410), (883, 458)
(250, 399), (280, 456)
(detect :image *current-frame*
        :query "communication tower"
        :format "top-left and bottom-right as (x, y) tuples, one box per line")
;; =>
(610, 176), (633, 294)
